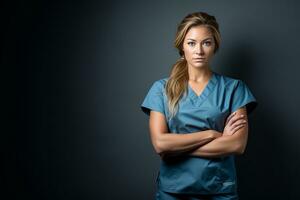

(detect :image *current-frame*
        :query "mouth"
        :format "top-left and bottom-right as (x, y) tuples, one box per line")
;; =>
(194, 58), (205, 62)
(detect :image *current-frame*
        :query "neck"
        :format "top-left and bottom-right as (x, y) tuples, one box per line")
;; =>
(188, 66), (212, 82)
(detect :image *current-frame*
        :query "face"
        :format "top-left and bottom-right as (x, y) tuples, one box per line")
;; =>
(182, 25), (215, 69)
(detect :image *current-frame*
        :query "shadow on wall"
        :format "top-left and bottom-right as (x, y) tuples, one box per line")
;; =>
(220, 40), (294, 199)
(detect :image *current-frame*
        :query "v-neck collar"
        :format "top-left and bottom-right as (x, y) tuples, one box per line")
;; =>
(187, 71), (218, 106)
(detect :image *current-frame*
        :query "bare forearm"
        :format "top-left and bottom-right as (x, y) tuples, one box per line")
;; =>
(188, 108), (249, 158)
(189, 132), (242, 158)
(156, 130), (217, 156)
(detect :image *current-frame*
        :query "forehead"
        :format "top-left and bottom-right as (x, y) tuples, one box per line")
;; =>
(185, 25), (213, 40)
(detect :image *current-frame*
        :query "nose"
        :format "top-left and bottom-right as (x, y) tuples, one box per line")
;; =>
(196, 43), (204, 55)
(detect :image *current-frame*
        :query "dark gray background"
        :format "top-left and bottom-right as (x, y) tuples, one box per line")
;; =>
(4, 0), (300, 199)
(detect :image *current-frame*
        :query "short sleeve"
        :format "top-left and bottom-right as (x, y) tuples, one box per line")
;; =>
(230, 80), (258, 115)
(140, 80), (165, 116)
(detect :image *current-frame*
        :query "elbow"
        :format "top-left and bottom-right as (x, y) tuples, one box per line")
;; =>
(153, 139), (167, 155)
(153, 145), (164, 155)
(235, 148), (245, 155)
(234, 143), (247, 155)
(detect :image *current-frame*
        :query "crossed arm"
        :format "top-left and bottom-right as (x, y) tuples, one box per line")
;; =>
(148, 106), (249, 159)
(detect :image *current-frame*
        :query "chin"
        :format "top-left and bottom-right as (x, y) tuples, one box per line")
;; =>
(192, 63), (206, 68)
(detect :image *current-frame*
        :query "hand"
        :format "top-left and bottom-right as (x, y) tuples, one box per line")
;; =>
(211, 130), (222, 139)
(223, 112), (247, 136)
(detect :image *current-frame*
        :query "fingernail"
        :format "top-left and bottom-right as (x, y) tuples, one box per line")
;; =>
(240, 115), (244, 117)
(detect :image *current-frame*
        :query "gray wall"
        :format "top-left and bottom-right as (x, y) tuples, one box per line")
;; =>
(5, 0), (300, 199)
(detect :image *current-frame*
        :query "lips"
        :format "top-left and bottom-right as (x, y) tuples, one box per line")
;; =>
(194, 58), (205, 61)
(193, 58), (205, 62)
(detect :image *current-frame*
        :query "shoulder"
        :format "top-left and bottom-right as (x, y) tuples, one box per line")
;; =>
(156, 77), (169, 84)
(152, 77), (169, 89)
(214, 72), (244, 89)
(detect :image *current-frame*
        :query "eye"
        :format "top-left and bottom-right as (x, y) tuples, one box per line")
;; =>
(203, 41), (212, 46)
(187, 42), (195, 46)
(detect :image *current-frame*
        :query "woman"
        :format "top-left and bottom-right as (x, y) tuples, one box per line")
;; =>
(140, 11), (258, 200)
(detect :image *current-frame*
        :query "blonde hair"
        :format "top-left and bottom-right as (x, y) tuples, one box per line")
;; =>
(165, 11), (221, 119)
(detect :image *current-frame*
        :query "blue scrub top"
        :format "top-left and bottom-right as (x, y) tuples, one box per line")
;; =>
(140, 71), (258, 195)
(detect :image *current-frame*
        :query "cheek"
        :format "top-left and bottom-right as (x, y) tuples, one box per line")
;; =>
(205, 48), (215, 57)
(183, 48), (193, 58)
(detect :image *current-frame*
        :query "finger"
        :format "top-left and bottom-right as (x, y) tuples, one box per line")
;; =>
(223, 129), (235, 136)
(225, 112), (234, 125)
(229, 119), (247, 134)
(228, 114), (246, 126)
(231, 119), (247, 128)
(225, 112), (236, 125)
(226, 124), (242, 136)
(232, 124), (245, 134)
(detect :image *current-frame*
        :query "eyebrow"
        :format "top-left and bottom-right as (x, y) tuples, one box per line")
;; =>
(187, 37), (213, 41)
